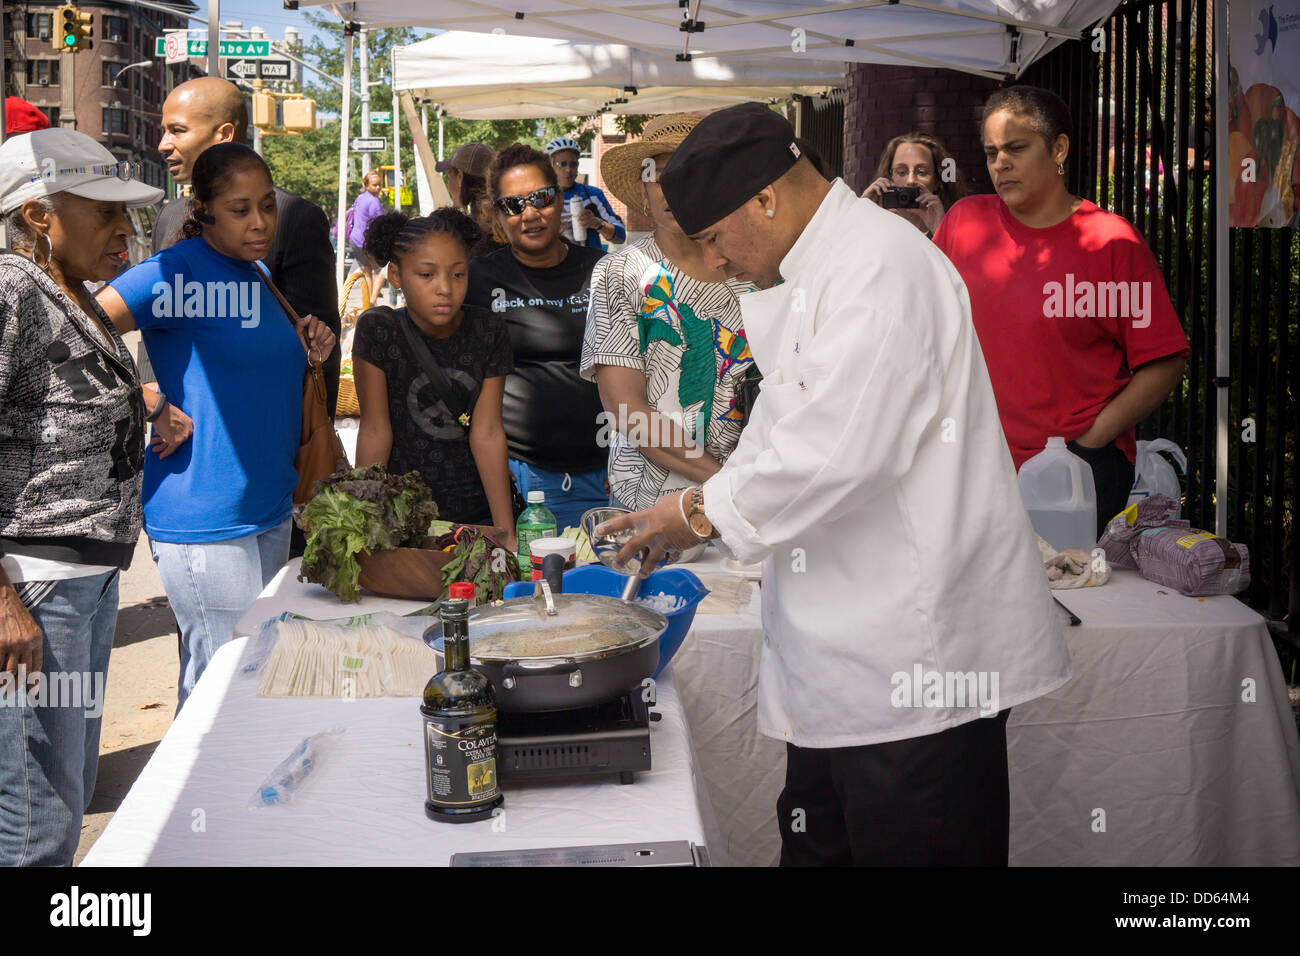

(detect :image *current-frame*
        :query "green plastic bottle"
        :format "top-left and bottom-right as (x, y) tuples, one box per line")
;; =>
(515, 491), (557, 577)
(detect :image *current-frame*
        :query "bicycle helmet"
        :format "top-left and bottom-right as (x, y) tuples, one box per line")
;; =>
(545, 136), (581, 156)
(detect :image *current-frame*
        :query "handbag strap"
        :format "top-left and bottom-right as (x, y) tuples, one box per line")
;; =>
(385, 306), (479, 428)
(252, 261), (317, 364)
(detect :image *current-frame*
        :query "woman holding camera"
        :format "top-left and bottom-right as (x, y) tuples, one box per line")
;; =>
(862, 132), (967, 238)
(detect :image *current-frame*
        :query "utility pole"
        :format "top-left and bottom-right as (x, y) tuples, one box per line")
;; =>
(207, 0), (219, 77)
(335, 24), (355, 291)
(359, 29), (370, 179)
(60, 51), (76, 128)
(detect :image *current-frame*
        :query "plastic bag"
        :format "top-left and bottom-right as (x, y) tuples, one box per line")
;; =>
(1128, 439), (1186, 516)
(250, 726), (346, 808)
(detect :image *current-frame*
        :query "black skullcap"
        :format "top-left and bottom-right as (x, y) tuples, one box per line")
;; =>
(659, 102), (802, 236)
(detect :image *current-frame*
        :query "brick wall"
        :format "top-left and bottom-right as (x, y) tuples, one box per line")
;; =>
(842, 64), (1001, 197)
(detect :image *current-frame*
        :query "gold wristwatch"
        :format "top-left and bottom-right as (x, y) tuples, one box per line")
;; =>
(687, 487), (718, 541)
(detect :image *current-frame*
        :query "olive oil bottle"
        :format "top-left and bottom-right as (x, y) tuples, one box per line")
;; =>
(421, 582), (503, 823)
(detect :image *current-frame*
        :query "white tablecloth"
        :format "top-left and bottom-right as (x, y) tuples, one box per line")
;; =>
(81, 563), (711, 866)
(670, 556), (1300, 866)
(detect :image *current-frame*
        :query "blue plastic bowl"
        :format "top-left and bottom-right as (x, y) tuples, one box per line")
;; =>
(502, 565), (709, 677)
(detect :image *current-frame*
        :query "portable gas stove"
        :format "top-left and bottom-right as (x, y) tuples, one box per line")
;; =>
(495, 689), (658, 785)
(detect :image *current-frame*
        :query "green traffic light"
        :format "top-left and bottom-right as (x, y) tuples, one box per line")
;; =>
(64, 35), (76, 47)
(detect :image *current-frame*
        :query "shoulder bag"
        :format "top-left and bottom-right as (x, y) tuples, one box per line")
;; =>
(254, 263), (350, 506)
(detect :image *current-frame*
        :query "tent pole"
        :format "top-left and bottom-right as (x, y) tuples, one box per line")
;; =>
(392, 47), (401, 214)
(336, 28), (354, 294)
(1213, 0), (1229, 536)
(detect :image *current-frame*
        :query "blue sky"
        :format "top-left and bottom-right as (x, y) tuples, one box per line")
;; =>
(193, 2), (332, 48)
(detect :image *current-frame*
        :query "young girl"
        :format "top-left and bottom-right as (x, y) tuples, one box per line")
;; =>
(353, 208), (516, 548)
(98, 142), (336, 709)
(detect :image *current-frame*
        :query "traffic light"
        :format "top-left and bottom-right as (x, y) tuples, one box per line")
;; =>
(72, 8), (93, 52)
(53, 6), (75, 53)
(251, 92), (276, 128)
(282, 98), (316, 133)
(53, 5), (92, 53)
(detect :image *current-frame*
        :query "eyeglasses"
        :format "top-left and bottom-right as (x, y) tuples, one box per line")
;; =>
(36, 161), (142, 184)
(494, 185), (558, 216)
(553, 160), (579, 169)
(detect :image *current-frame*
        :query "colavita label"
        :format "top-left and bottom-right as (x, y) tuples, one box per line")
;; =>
(424, 711), (500, 808)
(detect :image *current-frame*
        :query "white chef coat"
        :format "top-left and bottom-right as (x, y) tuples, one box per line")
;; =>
(702, 179), (1073, 748)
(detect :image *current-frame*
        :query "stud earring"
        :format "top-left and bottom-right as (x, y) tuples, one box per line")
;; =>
(765, 209), (775, 219)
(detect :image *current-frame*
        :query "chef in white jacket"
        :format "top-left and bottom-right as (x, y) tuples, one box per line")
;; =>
(599, 103), (1073, 866)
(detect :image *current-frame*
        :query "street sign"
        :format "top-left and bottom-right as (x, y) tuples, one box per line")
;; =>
(369, 111), (392, 124)
(350, 138), (387, 152)
(226, 58), (291, 80)
(154, 38), (272, 57)
(164, 32), (189, 65)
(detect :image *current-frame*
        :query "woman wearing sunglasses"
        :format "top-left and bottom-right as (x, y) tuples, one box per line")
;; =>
(465, 143), (608, 530)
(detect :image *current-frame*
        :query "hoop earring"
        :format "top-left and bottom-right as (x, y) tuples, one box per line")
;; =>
(1057, 163), (1065, 176)
(33, 232), (53, 272)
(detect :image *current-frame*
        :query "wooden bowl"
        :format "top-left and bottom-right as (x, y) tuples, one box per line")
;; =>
(357, 547), (454, 601)
(355, 526), (507, 601)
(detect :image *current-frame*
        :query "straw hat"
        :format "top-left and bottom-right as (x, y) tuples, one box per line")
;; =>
(600, 113), (701, 217)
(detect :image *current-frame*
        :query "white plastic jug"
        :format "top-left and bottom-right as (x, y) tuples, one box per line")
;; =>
(1018, 436), (1097, 552)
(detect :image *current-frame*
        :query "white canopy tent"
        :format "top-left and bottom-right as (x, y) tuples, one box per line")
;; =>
(393, 30), (848, 119)
(306, 0), (1126, 81)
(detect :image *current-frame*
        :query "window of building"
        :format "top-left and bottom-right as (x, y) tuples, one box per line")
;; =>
(103, 108), (127, 135)
(103, 61), (124, 86)
(27, 60), (60, 86)
(27, 14), (53, 40)
(42, 106), (60, 127)
(103, 16), (128, 43)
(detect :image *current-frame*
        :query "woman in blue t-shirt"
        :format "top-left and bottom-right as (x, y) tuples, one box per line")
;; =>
(98, 142), (336, 709)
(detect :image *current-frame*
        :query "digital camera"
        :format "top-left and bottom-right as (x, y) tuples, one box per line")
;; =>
(880, 185), (921, 209)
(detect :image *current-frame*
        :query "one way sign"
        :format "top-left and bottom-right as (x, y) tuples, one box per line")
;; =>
(226, 58), (291, 80)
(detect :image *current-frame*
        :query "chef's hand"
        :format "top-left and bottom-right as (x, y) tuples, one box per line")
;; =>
(297, 314), (337, 360)
(0, 584), (42, 688)
(151, 403), (194, 459)
(597, 490), (703, 579)
(577, 208), (602, 230)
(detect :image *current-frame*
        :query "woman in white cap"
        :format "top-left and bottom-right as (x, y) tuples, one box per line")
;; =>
(0, 128), (163, 866)
(579, 113), (757, 511)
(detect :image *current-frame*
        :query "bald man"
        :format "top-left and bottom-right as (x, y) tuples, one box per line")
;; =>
(145, 78), (342, 418)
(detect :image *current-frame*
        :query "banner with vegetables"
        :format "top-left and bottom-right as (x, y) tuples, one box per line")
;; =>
(1229, 0), (1300, 228)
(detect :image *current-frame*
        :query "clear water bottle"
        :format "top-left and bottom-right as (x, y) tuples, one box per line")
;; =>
(1018, 436), (1097, 551)
(515, 491), (557, 573)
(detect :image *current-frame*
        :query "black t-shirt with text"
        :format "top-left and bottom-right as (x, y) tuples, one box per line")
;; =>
(353, 305), (513, 524)
(466, 241), (606, 473)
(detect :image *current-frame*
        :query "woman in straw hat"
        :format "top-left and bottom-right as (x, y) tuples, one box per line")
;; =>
(580, 113), (756, 511)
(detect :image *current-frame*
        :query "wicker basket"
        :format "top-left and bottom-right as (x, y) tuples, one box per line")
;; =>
(337, 373), (360, 417)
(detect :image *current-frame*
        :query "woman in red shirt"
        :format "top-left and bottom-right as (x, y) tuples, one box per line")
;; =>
(934, 85), (1189, 534)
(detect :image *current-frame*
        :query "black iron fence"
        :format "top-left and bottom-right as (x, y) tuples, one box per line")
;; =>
(1023, 0), (1299, 642)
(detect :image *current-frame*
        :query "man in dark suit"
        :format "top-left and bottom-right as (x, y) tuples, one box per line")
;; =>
(146, 78), (342, 416)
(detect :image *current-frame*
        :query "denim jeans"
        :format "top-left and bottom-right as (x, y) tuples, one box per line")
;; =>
(150, 517), (292, 711)
(508, 459), (609, 531)
(0, 569), (118, 866)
